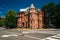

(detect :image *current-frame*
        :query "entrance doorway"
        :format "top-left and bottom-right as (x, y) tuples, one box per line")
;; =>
(22, 22), (24, 28)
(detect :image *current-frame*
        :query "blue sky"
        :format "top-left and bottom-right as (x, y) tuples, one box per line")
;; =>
(0, 0), (60, 16)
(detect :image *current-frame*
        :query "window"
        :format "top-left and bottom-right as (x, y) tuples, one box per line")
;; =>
(30, 20), (34, 24)
(31, 21), (32, 24)
(30, 14), (32, 17)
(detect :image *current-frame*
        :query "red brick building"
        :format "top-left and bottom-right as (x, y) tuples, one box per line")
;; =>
(17, 4), (44, 29)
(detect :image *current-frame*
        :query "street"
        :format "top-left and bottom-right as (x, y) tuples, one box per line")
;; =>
(0, 27), (60, 40)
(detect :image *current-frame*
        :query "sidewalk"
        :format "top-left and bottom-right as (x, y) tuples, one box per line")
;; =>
(10, 28), (60, 31)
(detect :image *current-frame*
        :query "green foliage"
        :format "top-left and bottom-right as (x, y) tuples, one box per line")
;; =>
(41, 3), (60, 28)
(4, 10), (17, 29)
(0, 19), (4, 26)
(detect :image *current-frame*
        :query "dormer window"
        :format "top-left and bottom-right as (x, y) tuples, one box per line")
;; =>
(30, 10), (33, 13)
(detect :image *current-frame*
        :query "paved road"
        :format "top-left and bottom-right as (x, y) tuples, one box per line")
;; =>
(0, 27), (60, 40)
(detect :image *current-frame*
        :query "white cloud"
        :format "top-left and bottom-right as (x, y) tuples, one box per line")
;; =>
(20, 7), (29, 12)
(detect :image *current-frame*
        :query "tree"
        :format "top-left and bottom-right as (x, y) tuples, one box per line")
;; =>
(41, 3), (60, 29)
(41, 3), (56, 28)
(4, 10), (17, 29)
(0, 19), (4, 26)
(54, 4), (60, 28)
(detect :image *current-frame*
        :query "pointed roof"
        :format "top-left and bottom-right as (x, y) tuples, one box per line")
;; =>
(30, 3), (35, 8)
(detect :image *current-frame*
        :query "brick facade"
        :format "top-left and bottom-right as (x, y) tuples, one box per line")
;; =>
(17, 4), (44, 29)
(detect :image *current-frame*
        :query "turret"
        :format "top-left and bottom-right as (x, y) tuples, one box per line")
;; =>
(29, 3), (36, 13)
